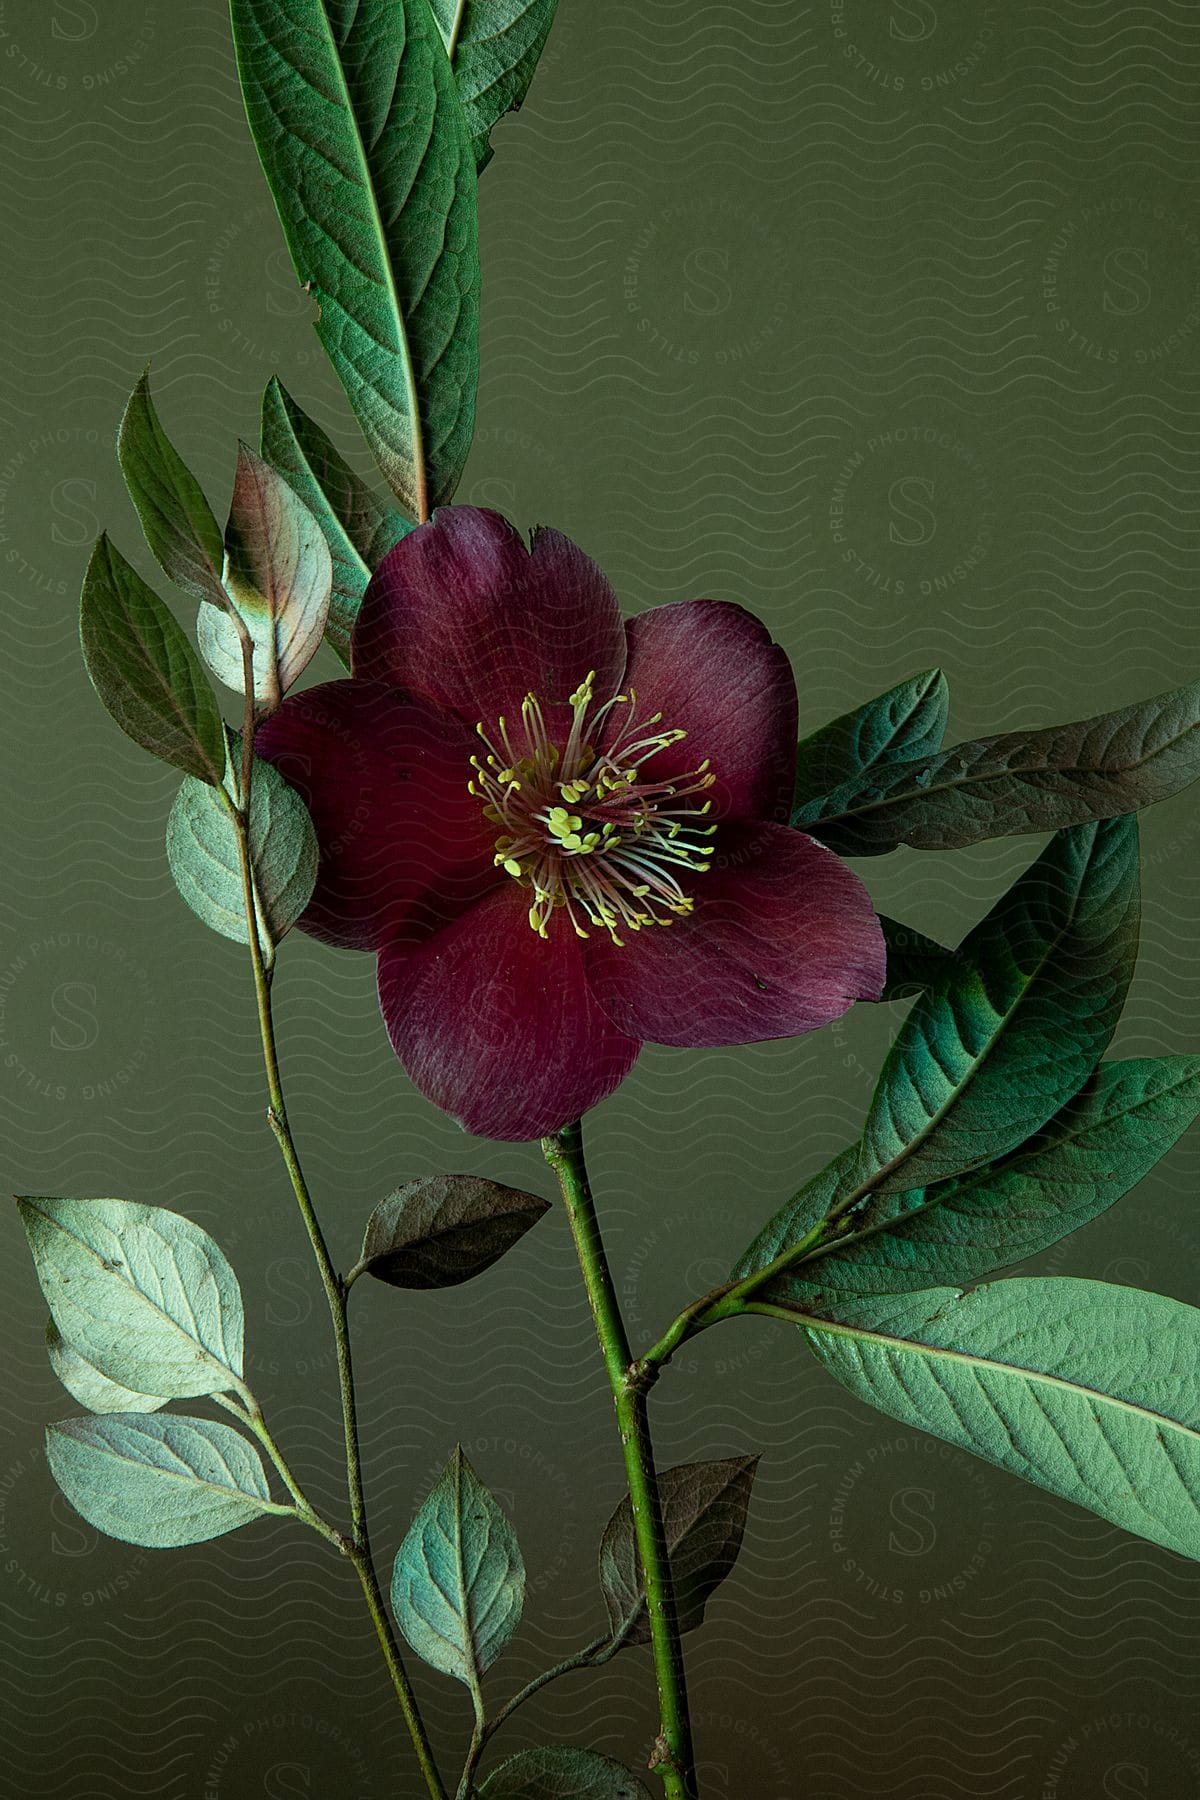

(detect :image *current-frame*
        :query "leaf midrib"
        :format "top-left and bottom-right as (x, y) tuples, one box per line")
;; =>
(797, 1308), (1200, 1447)
(263, 0), (428, 516)
(814, 702), (1197, 828)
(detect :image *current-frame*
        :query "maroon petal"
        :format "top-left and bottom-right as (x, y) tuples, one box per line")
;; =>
(256, 679), (499, 952)
(352, 508), (627, 742)
(612, 600), (797, 822)
(378, 883), (641, 1140)
(583, 822), (884, 1047)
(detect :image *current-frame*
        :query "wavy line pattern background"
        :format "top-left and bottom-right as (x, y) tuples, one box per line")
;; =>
(2, 1), (1200, 1794)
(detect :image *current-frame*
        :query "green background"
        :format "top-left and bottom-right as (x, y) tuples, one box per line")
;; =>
(3, 1), (1200, 1794)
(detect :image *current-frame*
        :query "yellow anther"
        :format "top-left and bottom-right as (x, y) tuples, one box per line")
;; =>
(502, 858), (523, 878)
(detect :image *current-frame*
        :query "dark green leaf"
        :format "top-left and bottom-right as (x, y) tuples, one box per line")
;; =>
(47, 1414), (279, 1548)
(165, 742), (317, 964)
(765, 1057), (1200, 1302)
(260, 377), (410, 665)
(392, 1446), (524, 1687)
(357, 1176), (550, 1290)
(793, 668), (949, 822)
(430, 0), (560, 170)
(198, 445), (332, 708)
(800, 678), (1200, 854)
(878, 915), (958, 1001)
(230, 0), (480, 517)
(117, 370), (226, 606)
(479, 1748), (652, 1800)
(18, 1196), (246, 1403)
(732, 822), (1141, 1290)
(599, 1457), (758, 1647)
(796, 1278), (1200, 1561)
(46, 1319), (168, 1416)
(79, 535), (227, 784)
(859, 818), (1140, 1194)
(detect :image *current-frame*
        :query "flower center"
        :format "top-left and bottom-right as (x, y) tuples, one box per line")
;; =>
(468, 672), (717, 945)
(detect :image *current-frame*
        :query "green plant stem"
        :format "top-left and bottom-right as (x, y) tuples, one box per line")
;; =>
(542, 1122), (698, 1800)
(229, 794), (447, 1800)
(456, 1631), (614, 1798)
(638, 1148), (891, 1374)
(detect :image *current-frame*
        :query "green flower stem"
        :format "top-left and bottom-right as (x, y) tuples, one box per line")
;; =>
(228, 789), (447, 1800)
(541, 1122), (699, 1800)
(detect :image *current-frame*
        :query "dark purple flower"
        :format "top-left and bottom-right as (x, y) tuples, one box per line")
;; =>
(257, 508), (885, 1140)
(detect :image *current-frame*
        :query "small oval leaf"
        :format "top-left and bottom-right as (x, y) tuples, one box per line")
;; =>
(198, 445), (332, 708)
(599, 1457), (759, 1647)
(18, 1196), (246, 1403)
(479, 1747), (653, 1800)
(47, 1414), (276, 1548)
(166, 746), (317, 963)
(79, 535), (227, 784)
(359, 1177), (551, 1290)
(391, 1445), (524, 1686)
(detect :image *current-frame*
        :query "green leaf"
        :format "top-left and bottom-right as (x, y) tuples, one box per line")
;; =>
(598, 1457), (758, 1647)
(479, 1748), (652, 1800)
(796, 1278), (1200, 1561)
(47, 1413), (279, 1548)
(800, 678), (1200, 854)
(46, 1320), (168, 1416)
(17, 1196), (246, 1403)
(762, 1057), (1200, 1302)
(858, 818), (1140, 1194)
(165, 743), (318, 965)
(878, 916), (958, 1002)
(79, 535), (227, 785)
(230, 0), (480, 518)
(357, 1176), (550, 1290)
(793, 669), (949, 822)
(391, 1445), (524, 1688)
(117, 370), (226, 606)
(260, 377), (410, 665)
(430, 0), (560, 170)
(197, 445), (332, 708)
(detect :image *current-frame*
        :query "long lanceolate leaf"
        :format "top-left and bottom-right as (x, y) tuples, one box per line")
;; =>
(754, 1057), (1200, 1302)
(800, 678), (1200, 855)
(858, 818), (1140, 1195)
(230, 0), (481, 520)
(793, 668), (949, 821)
(730, 820), (1141, 1291)
(795, 1279), (1200, 1562)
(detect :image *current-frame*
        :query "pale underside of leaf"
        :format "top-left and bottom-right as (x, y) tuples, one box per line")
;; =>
(47, 1413), (279, 1548)
(18, 1195), (245, 1403)
(798, 1278), (1200, 1561)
